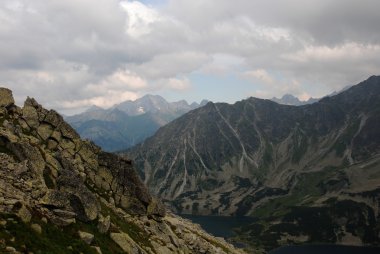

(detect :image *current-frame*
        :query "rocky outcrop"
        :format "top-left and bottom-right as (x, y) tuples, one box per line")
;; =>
(0, 87), (245, 254)
(0, 88), (14, 108)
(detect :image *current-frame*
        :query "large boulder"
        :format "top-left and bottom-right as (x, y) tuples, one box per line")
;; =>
(0, 88), (14, 108)
(147, 198), (166, 218)
(78, 231), (94, 245)
(7, 141), (45, 173)
(56, 163), (100, 221)
(44, 110), (63, 127)
(110, 233), (143, 254)
(22, 104), (40, 129)
(98, 152), (153, 214)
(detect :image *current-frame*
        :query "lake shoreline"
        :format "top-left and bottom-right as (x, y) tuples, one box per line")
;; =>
(180, 214), (380, 254)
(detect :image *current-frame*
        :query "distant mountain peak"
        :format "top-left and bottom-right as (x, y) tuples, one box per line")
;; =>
(66, 94), (210, 151)
(85, 105), (104, 112)
(271, 94), (318, 106)
(200, 99), (209, 106)
(139, 94), (167, 102)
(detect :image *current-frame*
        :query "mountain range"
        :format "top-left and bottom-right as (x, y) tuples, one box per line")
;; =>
(0, 88), (243, 254)
(125, 76), (380, 251)
(65, 95), (208, 152)
(270, 86), (352, 106)
(270, 94), (319, 106)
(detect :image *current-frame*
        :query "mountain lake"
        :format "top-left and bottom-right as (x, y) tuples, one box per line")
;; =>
(182, 214), (380, 254)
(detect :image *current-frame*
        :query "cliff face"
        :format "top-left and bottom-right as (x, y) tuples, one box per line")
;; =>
(0, 87), (244, 254)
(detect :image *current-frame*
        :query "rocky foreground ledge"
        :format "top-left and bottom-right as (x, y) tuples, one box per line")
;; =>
(0, 87), (246, 254)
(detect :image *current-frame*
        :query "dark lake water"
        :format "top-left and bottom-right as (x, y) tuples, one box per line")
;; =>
(182, 214), (380, 254)
(180, 214), (256, 238)
(269, 245), (380, 254)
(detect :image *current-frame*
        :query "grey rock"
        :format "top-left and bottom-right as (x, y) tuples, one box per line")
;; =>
(110, 233), (142, 254)
(97, 215), (111, 234)
(147, 198), (166, 218)
(56, 166), (100, 222)
(31, 223), (42, 234)
(78, 230), (94, 244)
(91, 246), (103, 254)
(41, 190), (70, 208)
(59, 121), (80, 139)
(16, 204), (32, 223)
(44, 110), (63, 127)
(7, 142), (45, 172)
(22, 104), (39, 129)
(0, 88), (15, 108)
(4, 246), (17, 253)
(52, 209), (77, 219)
(37, 124), (53, 141)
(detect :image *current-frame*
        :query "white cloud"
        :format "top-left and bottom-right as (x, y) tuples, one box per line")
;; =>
(166, 77), (191, 90)
(120, 1), (161, 38)
(129, 51), (211, 79)
(61, 90), (138, 110)
(200, 54), (244, 76)
(243, 69), (274, 85)
(283, 43), (380, 63)
(86, 69), (148, 94)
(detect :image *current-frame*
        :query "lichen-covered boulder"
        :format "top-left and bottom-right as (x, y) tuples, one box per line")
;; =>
(22, 104), (40, 129)
(147, 198), (166, 218)
(98, 152), (153, 214)
(0, 88), (14, 108)
(37, 123), (53, 141)
(7, 141), (45, 173)
(44, 110), (63, 127)
(56, 164), (100, 222)
(110, 233), (143, 254)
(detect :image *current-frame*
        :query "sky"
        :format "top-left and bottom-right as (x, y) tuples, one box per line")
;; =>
(0, 0), (379, 115)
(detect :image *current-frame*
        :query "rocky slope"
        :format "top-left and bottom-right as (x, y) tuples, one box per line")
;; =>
(0, 88), (244, 254)
(126, 76), (380, 251)
(66, 95), (208, 152)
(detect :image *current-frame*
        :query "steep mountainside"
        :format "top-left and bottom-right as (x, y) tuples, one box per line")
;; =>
(66, 95), (207, 152)
(0, 88), (244, 254)
(126, 76), (380, 251)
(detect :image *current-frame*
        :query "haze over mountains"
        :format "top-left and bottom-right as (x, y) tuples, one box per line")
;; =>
(125, 76), (380, 251)
(66, 95), (208, 152)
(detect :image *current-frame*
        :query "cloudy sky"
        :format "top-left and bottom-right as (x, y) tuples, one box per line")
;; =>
(1, 0), (379, 114)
